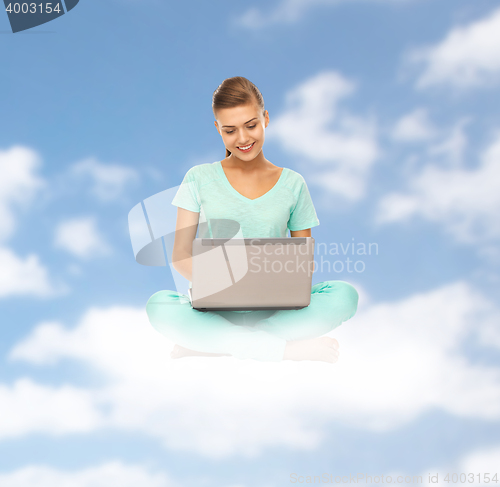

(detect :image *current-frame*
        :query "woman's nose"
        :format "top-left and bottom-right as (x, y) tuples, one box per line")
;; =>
(237, 129), (250, 145)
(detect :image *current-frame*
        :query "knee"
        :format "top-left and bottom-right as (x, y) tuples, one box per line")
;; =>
(324, 280), (359, 317)
(146, 292), (165, 329)
(145, 290), (187, 328)
(338, 281), (359, 319)
(322, 280), (358, 299)
(146, 290), (166, 319)
(339, 281), (359, 305)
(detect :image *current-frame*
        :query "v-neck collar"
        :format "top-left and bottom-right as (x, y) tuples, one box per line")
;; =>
(216, 160), (286, 204)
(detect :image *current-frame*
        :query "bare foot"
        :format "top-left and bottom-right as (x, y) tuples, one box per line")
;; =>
(283, 337), (340, 363)
(170, 344), (232, 359)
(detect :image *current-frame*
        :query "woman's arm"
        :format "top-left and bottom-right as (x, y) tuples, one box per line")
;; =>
(172, 207), (199, 282)
(290, 228), (311, 237)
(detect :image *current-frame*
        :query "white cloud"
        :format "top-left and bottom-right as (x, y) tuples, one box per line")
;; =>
(236, 0), (417, 29)
(0, 246), (63, 298)
(0, 462), (172, 487)
(427, 118), (470, 167)
(0, 378), (103, 439)
(476, 304), (500, 351)
(392, 108), (437, 142)
(4, 279), (500, 458)
(459, 445), (500, 478)
(385, 445), (500, 487)
(0, 145), (45, 242)
(54, 216), (111, 259)
(70, 157), (138, 202)
(409, 6), (500, 89)
(376, 129), (500, 245)
(267, 71), (379, 201)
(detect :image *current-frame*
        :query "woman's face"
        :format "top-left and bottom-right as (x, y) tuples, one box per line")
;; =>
(214, 102), (269, 162)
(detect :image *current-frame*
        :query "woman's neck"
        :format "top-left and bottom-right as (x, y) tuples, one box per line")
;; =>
(225, 153), (270, 172)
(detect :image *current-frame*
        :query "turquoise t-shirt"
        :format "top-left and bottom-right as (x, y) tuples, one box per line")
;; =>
(171, 160), (320, 305)
(171, 160), (320, 238)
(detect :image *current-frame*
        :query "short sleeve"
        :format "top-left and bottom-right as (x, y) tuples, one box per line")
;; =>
(171, 167), (201, 213)
(287, 176), (320, 231)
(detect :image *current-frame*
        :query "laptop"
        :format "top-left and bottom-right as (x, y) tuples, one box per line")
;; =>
(187, 237), (315, 311)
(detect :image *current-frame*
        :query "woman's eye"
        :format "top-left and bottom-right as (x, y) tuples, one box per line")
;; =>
(225, 125), (255, 135)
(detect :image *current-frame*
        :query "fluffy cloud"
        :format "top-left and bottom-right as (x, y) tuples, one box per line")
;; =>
(458, 445), (500, 478)
(408, 6), (500, 89)
(4, 279), (500, 458)
(236, 0), (416, 29)
(392, 108), (437, 142)
(386, 444), (500, 486)
(0, 145), (65, 298)
(70, 157), (138, 202)
(0, 462), (172, 487)
(376, 129), (500, 245)
(0, 145), (45, 242)
(266, 71), (379, 201)
(0, 246), (63, 298)
(54, 216), (111, 259)
(0, 378), (102, 439)
(427, 118), (470, 167)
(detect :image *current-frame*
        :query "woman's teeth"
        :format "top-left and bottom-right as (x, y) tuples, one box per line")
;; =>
(238, 143), (254, 151)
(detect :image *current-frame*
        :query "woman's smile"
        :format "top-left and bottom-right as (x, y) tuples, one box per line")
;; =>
(237, 142), (255, 152)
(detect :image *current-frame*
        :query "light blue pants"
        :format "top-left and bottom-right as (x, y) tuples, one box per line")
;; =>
(146, 280), (359, 362)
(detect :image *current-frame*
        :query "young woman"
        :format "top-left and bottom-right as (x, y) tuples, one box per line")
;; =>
(146, 77), (359, 363)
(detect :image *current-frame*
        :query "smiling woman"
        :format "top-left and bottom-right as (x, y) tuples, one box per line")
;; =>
(145, 76), (359, 363)
(212, 76), (267, 159)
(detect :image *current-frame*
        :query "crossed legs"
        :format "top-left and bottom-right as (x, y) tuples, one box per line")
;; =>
(146, 280), (359, 362)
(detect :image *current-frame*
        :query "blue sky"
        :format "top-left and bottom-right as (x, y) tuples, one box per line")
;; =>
(1, 0), (500, 485)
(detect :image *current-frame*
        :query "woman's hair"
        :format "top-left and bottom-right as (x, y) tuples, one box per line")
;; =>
(212, 76), (265, 158)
